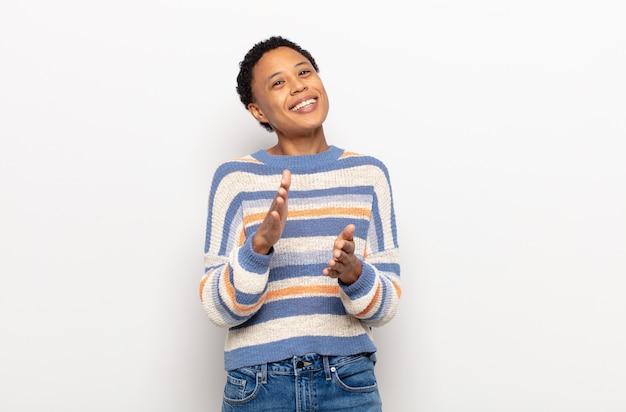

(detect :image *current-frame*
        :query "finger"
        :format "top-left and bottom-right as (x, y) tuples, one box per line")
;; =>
(339, 223), (355, 241)
(281, 169), (291, 191)
(335, 238), (354, 255)
(323, 266), (340, 278)
(266, 195), (283, 219)
(333, 247), (343, 260)
(341, 239), (355, 255)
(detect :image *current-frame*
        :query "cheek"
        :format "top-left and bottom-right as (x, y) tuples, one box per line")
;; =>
(260, 97), (287, 118)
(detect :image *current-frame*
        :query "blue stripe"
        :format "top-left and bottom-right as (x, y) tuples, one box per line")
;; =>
(231, 296), (346, 330)
(269, 263), (324, 280)
(247, 217), (370, 240)
(210, 271), (249, 325)
(224, 334), (377, 371)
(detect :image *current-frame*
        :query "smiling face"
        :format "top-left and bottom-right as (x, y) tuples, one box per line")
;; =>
(247, 46), (329, 138)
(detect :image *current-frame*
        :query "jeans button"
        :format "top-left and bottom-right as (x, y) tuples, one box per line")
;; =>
(296, 361), (304, 368)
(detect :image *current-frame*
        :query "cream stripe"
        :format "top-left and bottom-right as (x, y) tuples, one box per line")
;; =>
(268, 275), (337, 291)
(209, 171), (282, 252)
(210, 165), (393, 252)
(224, 314), (371, 352)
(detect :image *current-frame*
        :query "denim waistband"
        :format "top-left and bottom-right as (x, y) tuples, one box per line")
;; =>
(250, 353), (373, 383)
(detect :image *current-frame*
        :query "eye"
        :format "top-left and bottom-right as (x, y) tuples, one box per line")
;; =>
(272, 79), (285, 87)
(299, 69), (312, 76)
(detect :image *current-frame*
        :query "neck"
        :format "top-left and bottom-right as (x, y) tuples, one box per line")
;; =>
(267, 129), (329, 156)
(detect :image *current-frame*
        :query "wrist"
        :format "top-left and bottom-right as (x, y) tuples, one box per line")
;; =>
(252, 234), (272, 255)
(339, 260), (362, 285)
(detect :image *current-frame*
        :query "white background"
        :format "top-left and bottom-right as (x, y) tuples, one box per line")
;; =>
(1, 1), (625, 411)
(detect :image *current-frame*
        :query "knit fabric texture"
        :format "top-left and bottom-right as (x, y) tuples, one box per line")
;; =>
(200, 145), (401, 371)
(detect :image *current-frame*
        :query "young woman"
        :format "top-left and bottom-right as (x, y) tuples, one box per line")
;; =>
(200, 36), (401, 411)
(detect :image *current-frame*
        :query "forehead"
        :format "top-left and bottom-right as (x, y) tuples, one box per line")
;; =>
(253, 46), (311, 77)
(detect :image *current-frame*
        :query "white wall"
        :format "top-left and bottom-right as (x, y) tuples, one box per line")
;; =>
(1, 1), (624, 411)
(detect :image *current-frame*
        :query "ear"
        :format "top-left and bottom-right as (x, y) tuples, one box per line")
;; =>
(248, 103), (266, 122)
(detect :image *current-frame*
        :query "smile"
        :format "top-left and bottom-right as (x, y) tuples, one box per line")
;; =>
(290, 99), (316, 111)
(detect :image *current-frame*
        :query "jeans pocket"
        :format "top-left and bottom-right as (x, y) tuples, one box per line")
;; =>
(223, 367), (261, 405)
(331, 355), (379, 393)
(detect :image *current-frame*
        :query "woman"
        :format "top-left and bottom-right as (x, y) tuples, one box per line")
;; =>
(200, 35), (401, 411)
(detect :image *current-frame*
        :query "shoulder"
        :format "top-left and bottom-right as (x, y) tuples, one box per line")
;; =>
(218, 152), (263, 169)
(212, 151), (264, 175)
(337, 149), (390, 174)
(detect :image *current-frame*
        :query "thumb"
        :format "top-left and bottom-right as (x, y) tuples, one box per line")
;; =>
(340, 224), (355, 241)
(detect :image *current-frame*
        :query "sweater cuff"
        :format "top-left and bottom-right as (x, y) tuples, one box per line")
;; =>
(339, 259), (375, 297)
(239, 236), (273, 274)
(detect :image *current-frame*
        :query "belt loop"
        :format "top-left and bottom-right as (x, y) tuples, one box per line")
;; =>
(323, 356), (331, 381)
(261, 363), (267, 384)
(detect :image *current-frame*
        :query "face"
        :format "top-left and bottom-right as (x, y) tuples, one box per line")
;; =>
(248, 46), (329, 136)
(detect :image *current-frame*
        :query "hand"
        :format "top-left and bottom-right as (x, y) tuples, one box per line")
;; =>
(323, 224), (362, 285)
(252, 170), (291, 255)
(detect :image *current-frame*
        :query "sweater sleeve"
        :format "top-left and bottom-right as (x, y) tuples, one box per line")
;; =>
(338, 163), (401, 327)
(199, 164), (272, 328)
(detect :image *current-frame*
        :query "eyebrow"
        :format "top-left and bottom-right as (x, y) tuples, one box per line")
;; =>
(268, 61), (310, 82)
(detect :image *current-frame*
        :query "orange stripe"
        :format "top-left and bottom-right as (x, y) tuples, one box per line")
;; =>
(266, 284), (340, 301)
(232, 156), (262, 163)
(356, 282), (380, 317)
(221, 265), (265, 312)
(290, 207), (371, 219)
(393, 282), (402, 298)
(243, 207), (371, 227)
(339, 151), (361, 158)
(199, 272), (210, 301)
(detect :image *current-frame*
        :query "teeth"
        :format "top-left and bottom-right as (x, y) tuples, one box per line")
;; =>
(291, 99), (315, 111)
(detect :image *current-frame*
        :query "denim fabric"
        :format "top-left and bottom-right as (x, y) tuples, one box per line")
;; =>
(221, 352), (382, 412)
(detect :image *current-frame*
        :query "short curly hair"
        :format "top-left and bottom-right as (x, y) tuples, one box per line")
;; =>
(236, 36), (320, 132)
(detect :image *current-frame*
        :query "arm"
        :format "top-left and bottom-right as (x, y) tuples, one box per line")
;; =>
(324, 165), (401, 327)
(199, 168), (291, 328)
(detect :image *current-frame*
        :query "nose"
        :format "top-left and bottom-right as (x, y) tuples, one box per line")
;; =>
(290, 78), (307, 95)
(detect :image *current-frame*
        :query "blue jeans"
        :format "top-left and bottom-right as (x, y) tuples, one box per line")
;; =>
(221, 353), (383, 411)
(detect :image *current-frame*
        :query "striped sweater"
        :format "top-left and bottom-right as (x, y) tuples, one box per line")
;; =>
(200, 145), (401, 371)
